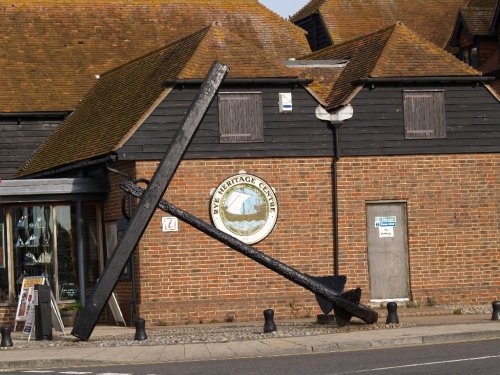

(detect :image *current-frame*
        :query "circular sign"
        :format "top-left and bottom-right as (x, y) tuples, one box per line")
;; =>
(210, 173), (278, 244)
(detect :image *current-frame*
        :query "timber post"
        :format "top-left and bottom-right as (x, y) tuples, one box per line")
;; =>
(71, 61), (229, 341)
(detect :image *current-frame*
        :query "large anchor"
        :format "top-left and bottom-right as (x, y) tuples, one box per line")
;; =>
(72, 61), (377, 341)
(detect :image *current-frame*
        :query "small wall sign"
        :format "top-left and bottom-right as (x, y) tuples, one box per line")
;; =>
(375, 216), (397, 227)
(162, 216), (178, 232)
(210, 172), (278, 244)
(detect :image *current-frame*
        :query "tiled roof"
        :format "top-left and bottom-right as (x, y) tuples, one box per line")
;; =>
(16, 24), (298, 178)
(296, 68), (344, 106)
(300, 22), (481, 110)
(459, 6), (496, 35)
(466, 0), (498, 8)
(0, 0), (310, 113)
(292, 0), (467, 48)
(480, 45), (500, 73)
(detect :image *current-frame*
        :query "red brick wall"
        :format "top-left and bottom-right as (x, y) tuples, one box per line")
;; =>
(104, 161), (137, 222)
(102, 154), (498, 325)
(133, 158), (335, 324)
(0, 306), (16, 327)
(104, 161), (137, 323)
(337, 154), (499, 304)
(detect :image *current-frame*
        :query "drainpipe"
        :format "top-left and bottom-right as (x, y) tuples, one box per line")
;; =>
(316, 105), (353, 276)
(331, 122), (342, 276)
(75, 168), (86, 307)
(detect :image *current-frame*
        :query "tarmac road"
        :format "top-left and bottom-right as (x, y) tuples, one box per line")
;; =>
(1, 311), (498, 372)
(5, 338), (500, 375)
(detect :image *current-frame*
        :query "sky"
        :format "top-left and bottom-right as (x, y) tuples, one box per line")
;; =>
(258, 0), (310, 19)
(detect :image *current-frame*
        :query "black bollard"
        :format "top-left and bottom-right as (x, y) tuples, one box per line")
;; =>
(35, 284), (53, 341)
(134, 318), (148, 341)
(386, 302), (399, 324)
(1, 326), (13, 348)
(263, 309), (277, 333)
(492, 301), (500, 321)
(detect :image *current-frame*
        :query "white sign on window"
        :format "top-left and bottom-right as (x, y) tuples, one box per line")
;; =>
(162, 217), (178, 232)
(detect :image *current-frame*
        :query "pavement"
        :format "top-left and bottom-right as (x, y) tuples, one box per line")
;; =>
(0, 311), (499, 371)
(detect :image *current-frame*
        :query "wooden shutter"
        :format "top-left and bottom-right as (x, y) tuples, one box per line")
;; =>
(403, 90), (446, 139)
(218, 93), (263, 143)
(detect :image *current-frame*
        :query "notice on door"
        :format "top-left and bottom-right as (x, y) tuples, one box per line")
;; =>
(375, 216), (396, 238)
(378, 226), (394, 238)
(375, 216), (396, 228)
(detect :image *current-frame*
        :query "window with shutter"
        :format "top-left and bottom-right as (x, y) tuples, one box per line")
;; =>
(403, 90), (446, 139)
(218, 92), (263, 143)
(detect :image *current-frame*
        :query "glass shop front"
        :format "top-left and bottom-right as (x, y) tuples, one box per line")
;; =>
(0, 203), (103, 306)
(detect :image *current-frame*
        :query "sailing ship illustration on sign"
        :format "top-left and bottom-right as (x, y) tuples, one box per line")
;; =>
(223, 189), (266, 222)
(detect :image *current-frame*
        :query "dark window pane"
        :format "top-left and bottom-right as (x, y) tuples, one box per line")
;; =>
(56, 206), (79, 300)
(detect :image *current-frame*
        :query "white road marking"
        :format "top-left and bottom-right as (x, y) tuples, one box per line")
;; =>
(95, 373), (132, 375)
(22, 372), (55, 374)
(59, 372), (93, 374)
(331, 354), (500, 374)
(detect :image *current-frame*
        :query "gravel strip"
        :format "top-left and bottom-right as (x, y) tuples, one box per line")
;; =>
(12, 321), (415, 349)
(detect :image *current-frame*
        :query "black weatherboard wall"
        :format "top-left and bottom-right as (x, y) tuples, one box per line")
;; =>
(339, 83), (500, 156)
(118, 84), (335, 160)
(0, 115), (65, 179)
(118, 82), (500, 161)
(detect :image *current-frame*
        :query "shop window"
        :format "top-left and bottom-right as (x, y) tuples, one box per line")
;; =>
(56, 206), (78, 300)
(12, 206), (54, 297)
(403, 90), (446, 139)
(218, 92), (264, 143)
(83, 203), (101, 298)
(2, 203), (102, 305)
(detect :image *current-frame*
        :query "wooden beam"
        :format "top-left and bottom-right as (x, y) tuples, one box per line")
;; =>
(71, 61), (229, 341)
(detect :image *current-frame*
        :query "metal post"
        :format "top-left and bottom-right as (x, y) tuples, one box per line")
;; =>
(331, 122), (342, 277)
(263, 309), (276, 333)
(76, 200), (86, 307)
(386, 302), (399, 324)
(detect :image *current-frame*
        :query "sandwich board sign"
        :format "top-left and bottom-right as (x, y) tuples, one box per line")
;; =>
(14, 276), (45, 331)
(22, 287), (37, 340)
(14, 276), (65, 338)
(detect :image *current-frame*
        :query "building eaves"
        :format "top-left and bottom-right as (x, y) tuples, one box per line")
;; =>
(299, 22), (482, 111)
